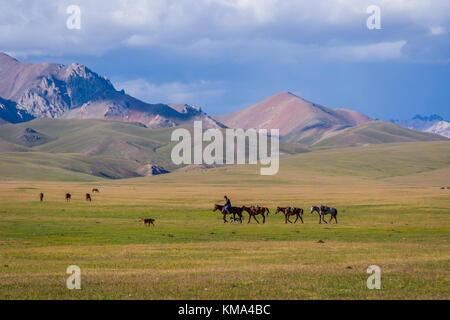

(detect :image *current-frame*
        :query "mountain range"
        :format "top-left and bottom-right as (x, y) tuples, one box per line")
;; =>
(0, 53), (447, 180)
(391, 115), (450, 139)
(0, 52), (222, 129)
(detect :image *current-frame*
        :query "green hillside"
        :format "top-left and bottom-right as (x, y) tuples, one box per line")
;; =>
(313, 121), (447, 148)
(0, 119), (311, 180)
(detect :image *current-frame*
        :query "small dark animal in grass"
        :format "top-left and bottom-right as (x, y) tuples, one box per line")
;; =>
(139, 218), (155, 227)
(65, 193), (71, 202)
(39, 192), (44, 202)
(276, 207), (304, 224)
(311, 206), (338, 224)
(85, 193), (92, 202)
(213, 204), (244, 223)
(241, 206), (269, 224)
(92, 188), (100, 193)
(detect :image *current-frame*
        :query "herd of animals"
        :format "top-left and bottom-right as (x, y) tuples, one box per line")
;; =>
(39, 188), (100, 203)
(37, 189), (338, 226)
(213, 204), (338, 224)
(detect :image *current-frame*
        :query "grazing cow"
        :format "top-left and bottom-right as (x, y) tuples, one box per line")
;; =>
(276, 206), (304, 224)
(92, 188), (100, 193)
(39, 192), (44, 202)
(139, 218), (155, 227)
(85, 193), (92, 202)
(65, 193), (71, 202)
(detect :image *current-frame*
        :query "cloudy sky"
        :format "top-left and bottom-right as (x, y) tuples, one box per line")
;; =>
(1, 0), (449, 119)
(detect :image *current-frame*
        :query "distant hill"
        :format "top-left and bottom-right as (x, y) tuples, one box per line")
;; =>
(0, 52), (224, 129)
(391, 114), (450, 138)
(215, 92), (372, 144)
(0, 118), (309, 180)
(313, 121), (448, 148)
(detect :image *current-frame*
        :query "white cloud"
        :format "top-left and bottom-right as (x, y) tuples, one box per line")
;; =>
(332, 41), (407, 61)
(0, 0), (449, 62)
(115, 79), (226, 105)
(430, 26), (446, 35)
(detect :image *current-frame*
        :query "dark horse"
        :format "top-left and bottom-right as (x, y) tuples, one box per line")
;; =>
(241, 206), (269, 224)
(86, 193), (92, 202)
(275, 207), (304, 224)
(65, 193), (71, 202)
(39, 192), (44, 202)
(310, 206), (338, 224)
(213, 204), (243, 223)
(92, 188), (100, 193)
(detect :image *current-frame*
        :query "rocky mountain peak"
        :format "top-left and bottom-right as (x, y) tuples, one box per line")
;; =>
(0, 53), (226, 129)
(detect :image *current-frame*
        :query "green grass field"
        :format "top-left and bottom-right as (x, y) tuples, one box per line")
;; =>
(0, 141), (449, 299)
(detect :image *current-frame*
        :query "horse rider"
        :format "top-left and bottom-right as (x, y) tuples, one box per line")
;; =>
(223, 195), (231, 214)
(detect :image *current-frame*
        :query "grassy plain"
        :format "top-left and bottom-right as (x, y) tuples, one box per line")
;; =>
(0, 141), (449, 299)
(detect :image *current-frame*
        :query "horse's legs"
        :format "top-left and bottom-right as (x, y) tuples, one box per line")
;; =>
(223, 213), (228, 223)
(334, 215), (338, 224)
(248, 215), (252, 224)
(287, 216), (293, 224)
(285, 215), (288, 224)
(299, 215), (304, 224)
(262, 213), (265, 224)
(329, 216), (333, 224)
(294, 215), (299, 224)
(253, 215), (260, 224)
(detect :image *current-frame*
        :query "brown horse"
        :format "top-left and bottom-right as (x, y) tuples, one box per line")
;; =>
(85, 193), (92, 202)
(276, 207), (304, 224)
(241, 206), (269, 224)
(65, 193), (71, 202)
(213, 204), (243, 223)
(92, 188), (100, 193)
(39, 192), (44, 202)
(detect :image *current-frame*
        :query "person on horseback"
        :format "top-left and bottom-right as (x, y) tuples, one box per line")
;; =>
(223, 195), (231, 214)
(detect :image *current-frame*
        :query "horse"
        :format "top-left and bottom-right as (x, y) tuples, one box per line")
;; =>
(213, 204), (243, 223)
(39, 192), (44, 202)
(275, 207), (304, 224)
(241, 206), (269, 224)
(310, 206), (338, 224)
(85, 193), (92, 202)
(92, 188), (100, 193)
(65, 193), (71, 202)
(320, 205), (338, 224)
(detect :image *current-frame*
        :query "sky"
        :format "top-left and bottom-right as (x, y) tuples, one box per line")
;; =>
(1, 0), (449, 120)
